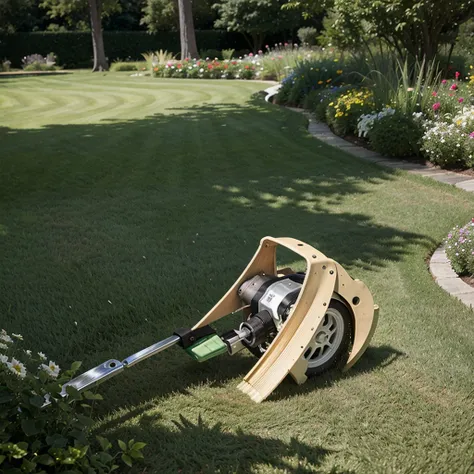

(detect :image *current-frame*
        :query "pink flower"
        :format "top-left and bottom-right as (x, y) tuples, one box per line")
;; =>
(249, 52), (253, 57)
(442, 79), (447, 84)
(265, 45), (269, 49)
(432, 91), (438, 97)
(450, 84), (458, 91)
(470, 132), (474, 138)
(258, 50), (263, 54)
(432, 102), (441, 111)
(284, 42), (288, 46)
(455, 71), (460, 79)
(459, 97), (464, 103)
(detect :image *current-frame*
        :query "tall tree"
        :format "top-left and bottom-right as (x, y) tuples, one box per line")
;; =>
(178, 0), (198, 58)
(40, 0), (119, 70)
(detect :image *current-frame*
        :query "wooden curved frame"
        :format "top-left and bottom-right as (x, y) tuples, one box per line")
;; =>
(193, 237), (378, 403)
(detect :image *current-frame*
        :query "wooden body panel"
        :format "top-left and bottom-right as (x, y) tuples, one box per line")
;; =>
(193, 236), (378, 402)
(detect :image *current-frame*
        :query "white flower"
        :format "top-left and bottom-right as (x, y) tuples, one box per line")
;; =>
(0, 330), (13, 344)
(12, 333), (23, 340)
(0, 343), (8, 350)
(41, 361), (60, 378)
(7, 358), (27, 378)
(38, 352), (47, 360)
(25, 350), (32, 356)
(0, 354), (8, 364)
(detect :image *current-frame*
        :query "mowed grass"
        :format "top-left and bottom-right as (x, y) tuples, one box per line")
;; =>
(1, 73), (474, 474)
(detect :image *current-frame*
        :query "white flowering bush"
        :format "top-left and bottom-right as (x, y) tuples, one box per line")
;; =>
(452, 107), (474, 133)
(445, 220), (474, 275)
(0, 329), (146, 473)
(420, 122), (473, 168)
(357, 107), (395, 138)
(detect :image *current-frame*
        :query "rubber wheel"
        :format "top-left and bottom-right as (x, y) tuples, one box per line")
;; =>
(245, 299), (353, 376)
(303, 299), (353, 376)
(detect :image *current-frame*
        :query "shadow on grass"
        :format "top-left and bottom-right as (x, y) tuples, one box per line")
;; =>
(103, 413), (353, 473)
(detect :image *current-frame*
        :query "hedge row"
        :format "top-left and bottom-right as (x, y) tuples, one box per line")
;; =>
(0, 31), (251, 68)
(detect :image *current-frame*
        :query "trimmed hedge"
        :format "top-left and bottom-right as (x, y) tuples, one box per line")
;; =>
(0, 31), (250, 69)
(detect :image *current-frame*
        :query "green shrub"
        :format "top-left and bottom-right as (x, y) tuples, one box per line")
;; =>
(1, 59), (11, 72)
(199, 49), (221, 60)
(303, 86), (351, 122)
(297, 27), (318, 46)
(445, 220), (474, 275)
(0, 329), (146, 473)
(326, 88), (374, 136)
(23, 62), (57, 71)
(110, 61), (145, 71)
(221, 48), (235, 60)
(368, 113), (423, 158)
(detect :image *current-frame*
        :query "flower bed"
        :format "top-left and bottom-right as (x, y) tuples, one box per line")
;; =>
(445, 219), (474, 276)
(275, 55), (474, 170)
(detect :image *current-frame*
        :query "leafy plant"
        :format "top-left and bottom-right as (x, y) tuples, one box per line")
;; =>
(326, 88), (374, 136)
(303, 85), (352, 122)
(221, 48), (235, 60)
(445, 220), (474, 275)
(1, 59), (11, 72)
(21, 53), (58, 72)
(110, 61), (146, 72)
(0, 329), (146, 473)
(368, 113), (423, 157)
(142, 49), (176, 68)
(297, 27), (318, 46)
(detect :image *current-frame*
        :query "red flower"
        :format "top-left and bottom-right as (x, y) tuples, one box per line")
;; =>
(450, 83), (458, 91)
(208, 64), (213, 70)
(432, 102), (441, 111)
(441, 79), (447, 84)
(455, 71), (460, 79)
(432, 91), (438, 97)
(177, 64), (182, 69)
(459, 97), (464, 103)
(224, 64), (228, 69)
(231, 61), (237, 65)
(244, 65), (250, 69)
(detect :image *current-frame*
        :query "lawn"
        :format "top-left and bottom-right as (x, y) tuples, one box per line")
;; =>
(1, 73), (473, 474)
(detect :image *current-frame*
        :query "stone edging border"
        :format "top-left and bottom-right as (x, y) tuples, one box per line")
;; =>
(263, 87), (474, 309)
(430, 245), (474, 308)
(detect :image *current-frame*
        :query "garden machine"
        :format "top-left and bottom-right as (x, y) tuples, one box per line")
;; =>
(61, 237), (379, 403)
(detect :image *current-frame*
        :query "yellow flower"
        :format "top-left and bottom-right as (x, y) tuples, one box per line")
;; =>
(318, 80), (323, 84)
(326, 78), (332, 83)
(337, 70), (343, 74)
(329, 102), (334, 106)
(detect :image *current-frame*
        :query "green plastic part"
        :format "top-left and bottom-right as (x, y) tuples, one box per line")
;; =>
(185, 334), (228, 362)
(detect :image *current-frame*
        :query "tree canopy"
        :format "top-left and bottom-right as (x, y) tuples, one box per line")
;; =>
(214, 0), (301, 51)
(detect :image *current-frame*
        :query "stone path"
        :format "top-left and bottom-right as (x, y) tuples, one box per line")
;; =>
(286, 106), (474, 309)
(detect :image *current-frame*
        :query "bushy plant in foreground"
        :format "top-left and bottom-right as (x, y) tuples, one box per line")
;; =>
(445, 220), (474, 275)
(326, 88), (374, 136)
(420, 121), (473, 168)
(22, 54), (58, 72)
(0, 329), (146, 473)
(368, 113), (423, 158)
(110, 61), (145, 72)
(421, 106), (474, 168)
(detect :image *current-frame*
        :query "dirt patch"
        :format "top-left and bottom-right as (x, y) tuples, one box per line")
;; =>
(460, 275), (474, 288)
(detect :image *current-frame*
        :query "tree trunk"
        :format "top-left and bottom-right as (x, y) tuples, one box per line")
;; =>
(178, 0), (198, 59)
(89, 0), (108, 72)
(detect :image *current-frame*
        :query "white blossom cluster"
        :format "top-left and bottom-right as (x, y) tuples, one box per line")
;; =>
(357, 107), (395, 137)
